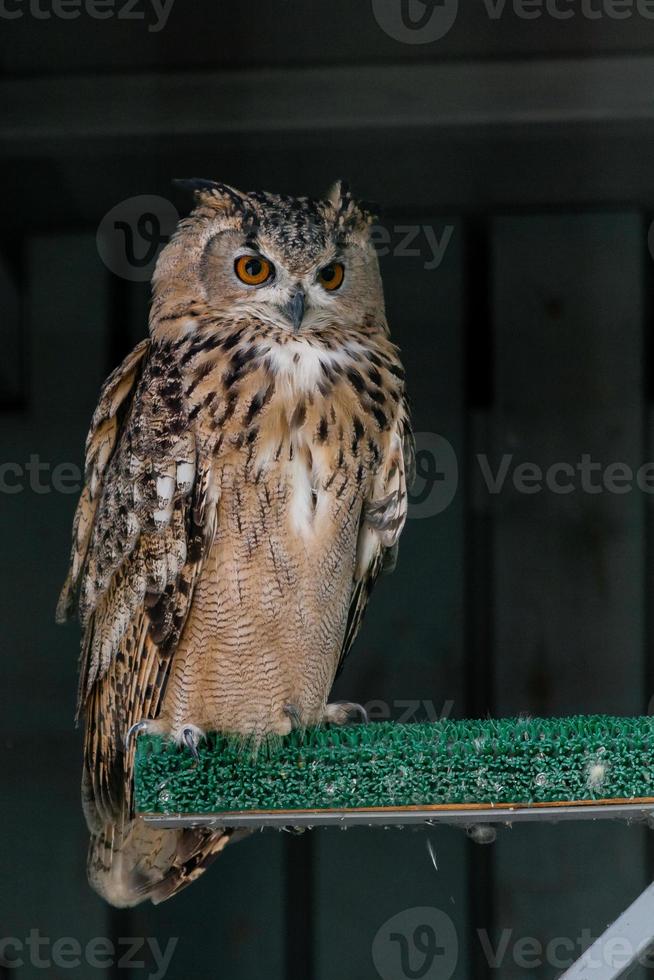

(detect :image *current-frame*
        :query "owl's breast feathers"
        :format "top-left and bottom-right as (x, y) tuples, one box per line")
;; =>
(160, 317), (414, 724)
(176, 315), (410, 526)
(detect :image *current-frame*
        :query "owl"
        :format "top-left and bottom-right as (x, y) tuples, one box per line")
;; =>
(57, 180), (414, 907)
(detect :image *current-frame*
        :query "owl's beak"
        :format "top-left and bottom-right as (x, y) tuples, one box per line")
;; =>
(281, 289), (306, 332)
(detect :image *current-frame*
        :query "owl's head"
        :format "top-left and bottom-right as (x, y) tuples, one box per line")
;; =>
(151, 180), (386, 337)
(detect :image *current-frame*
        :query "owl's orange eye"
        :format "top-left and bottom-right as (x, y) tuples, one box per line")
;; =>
(235, 255), (274, 286)
(318, 262), (345, 291)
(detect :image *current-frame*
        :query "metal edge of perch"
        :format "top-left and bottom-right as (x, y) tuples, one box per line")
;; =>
(141, 798), (654, 830)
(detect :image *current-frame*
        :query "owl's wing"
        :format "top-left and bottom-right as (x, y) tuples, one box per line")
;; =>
(337, 405), (415, 675)
(56, 339), (150, 625)
(57, 342), (216, 826)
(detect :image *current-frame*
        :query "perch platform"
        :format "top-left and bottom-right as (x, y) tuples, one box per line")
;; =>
(135, 715), (654, 829)
(134, 715), (654, 978)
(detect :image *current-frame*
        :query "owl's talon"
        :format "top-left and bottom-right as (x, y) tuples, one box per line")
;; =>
(177, 724), (206, 762)
(124, 719), (153, 749)
(183, 730), (200, 762)
(323, 701), (369, 726)
(283, 703), (302, 729)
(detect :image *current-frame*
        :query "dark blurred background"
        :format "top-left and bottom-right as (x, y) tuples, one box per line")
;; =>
(2, 2), (654, 978)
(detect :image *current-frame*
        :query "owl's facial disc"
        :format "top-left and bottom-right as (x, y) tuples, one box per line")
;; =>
(200, 223), (382, 335)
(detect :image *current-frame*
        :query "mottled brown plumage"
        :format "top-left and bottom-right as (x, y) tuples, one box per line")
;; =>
(58, 180), (413, 906)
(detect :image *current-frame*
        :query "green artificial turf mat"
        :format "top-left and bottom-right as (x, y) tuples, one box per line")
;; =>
(134, 715), (654, 815)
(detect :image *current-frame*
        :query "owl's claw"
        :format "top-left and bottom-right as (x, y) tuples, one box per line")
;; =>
(177, 724), (206, 762)
(283, 703), (303, 729)
(323, 701), (369, 726)
(124, 719), (155, 749)
(182, 729), (200, 762)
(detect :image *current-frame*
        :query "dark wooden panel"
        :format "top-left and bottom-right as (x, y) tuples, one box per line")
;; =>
(1, 235), (108, 733)
(7, 56), (654, 233)
(130, 834), (286, 980)
(492, 213), (644, 716)
(6, 60), (654, 154)
(489, 213), (647, 979)
(2, 1), (654, 75)
(0, 236), (111, 976)
(316, 216), (470, 979)
(0, 734), (111, 980)
(0, 254), (22, 406)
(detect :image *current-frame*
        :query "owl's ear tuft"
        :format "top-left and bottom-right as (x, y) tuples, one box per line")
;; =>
(173, 178), (220, 196)
(325, 179), (378, 237)
(325, 179), (351, 211)
(172, 179), (250, 212)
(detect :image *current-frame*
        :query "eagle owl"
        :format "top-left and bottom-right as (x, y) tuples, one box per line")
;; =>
(58, 180), (414, 907)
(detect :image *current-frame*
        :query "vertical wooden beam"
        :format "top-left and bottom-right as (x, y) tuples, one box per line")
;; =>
(646, 225), (654, 889)
(489, 213), (647, 978)
(285, 833), (314, 980)
(0, 253), (23, 408)
(464, 219), (496, 980)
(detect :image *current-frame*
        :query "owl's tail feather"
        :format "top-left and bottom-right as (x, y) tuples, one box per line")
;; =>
(87, 818), (234, 907)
